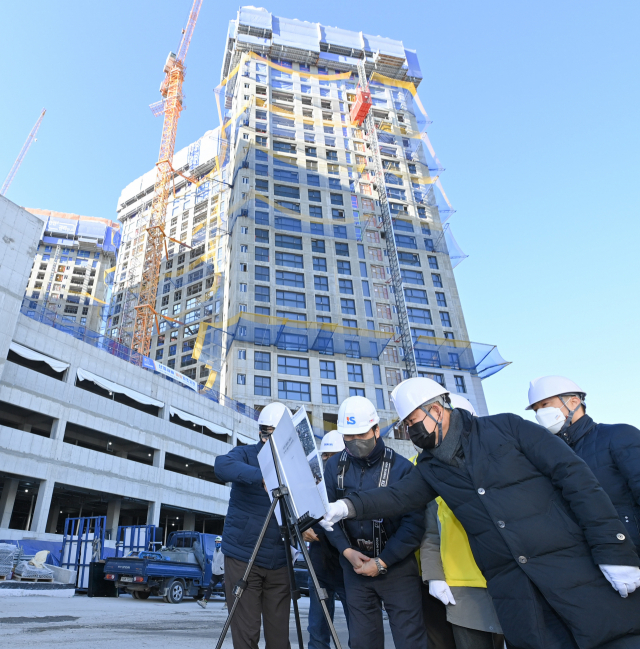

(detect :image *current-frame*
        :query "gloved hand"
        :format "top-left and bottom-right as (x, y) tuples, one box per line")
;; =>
(429, 580), (456, 605)
(599, 564), (640, 597)
(319, 500), (349, 532)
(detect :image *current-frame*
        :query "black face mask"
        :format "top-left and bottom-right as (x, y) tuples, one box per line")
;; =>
(344, 436), (377, 459)
(407, 409), (443, 450)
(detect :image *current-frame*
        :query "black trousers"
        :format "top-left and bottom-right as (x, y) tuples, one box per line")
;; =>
(203, 573), (224, 601)
(421, 582), (456, 649)
(341, 554), (427, 649)
(224, 555), (291, 649)
(452, 625), (505, 649)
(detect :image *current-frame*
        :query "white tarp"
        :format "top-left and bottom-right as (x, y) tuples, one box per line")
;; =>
(236, 431), (257, 445)
(10, 342), (69, 373)
(169, 405), (232, 437)
(77, 368), (163, 408)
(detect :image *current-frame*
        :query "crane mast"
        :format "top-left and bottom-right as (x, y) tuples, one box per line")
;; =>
(356, 61), (417, 377)
(132, 0), (202, 358)
(1, 108), (46, 196)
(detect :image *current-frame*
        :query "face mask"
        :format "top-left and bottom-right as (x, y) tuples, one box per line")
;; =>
(215, 543), (221, 549)
(345, 435), (377, 459)
(535, 407), (566, 434)
(407, 408), (443, 450)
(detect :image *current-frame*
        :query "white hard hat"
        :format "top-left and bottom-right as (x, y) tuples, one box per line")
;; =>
(319, 430), (345, 453)
(215, 536), (222, 542)
(337, 396), (380, 436)
(526, 376), (586, 410)
(390, 377), (450, 421)
(449, 393), (477, 416)
(258, 402), (293, 427)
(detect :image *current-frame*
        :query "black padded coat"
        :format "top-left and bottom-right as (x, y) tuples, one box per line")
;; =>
(346, 410), (640, 649)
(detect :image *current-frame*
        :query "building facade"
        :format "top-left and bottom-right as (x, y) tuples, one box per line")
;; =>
(23, 209), (120, 334)
(111, 7), (508, 437)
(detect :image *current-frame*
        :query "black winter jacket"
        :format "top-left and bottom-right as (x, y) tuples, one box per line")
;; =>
(346, 410), (640, 649)
(324, 438), (425, 568)
(563, 415), (640, 552)
(214, 442), (286, 570)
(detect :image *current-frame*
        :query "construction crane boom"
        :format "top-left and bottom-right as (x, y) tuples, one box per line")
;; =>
(132, 0), (203, 358)
(1, 108), (46, 196)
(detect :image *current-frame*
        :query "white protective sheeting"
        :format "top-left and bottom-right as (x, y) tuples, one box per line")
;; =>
(238, 6), (272, 30)
(272, 17), (320, 51)
(9, 342), (69, 373)
(169, 405), (232, 437)
(237, 431), (258, 445)
(76, 368), (163, 408)
(362, 33), (406, 59)
(319, 25), (363, 50)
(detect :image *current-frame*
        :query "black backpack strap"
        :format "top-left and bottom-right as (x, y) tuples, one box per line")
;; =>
(336, 450), (350, 500)
(373, 447), (394, 557)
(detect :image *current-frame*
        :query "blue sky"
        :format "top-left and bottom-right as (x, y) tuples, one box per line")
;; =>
(2, 1), (639, 425)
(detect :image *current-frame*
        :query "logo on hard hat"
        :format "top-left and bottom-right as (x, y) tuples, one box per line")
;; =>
(346, 416), (356, 425)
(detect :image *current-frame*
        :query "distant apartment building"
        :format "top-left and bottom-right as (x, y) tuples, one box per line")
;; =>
(111, 7), (508, 437)
(23, 209), (120, 334)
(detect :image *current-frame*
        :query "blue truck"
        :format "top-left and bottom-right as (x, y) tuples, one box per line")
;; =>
(103, 531), (221, 604)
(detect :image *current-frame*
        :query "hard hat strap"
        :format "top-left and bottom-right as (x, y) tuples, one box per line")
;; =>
(420, 405), (444, 447)
(557, 395), (583, 437)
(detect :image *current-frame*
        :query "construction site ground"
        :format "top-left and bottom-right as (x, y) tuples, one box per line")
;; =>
(0, 592), (395, 647)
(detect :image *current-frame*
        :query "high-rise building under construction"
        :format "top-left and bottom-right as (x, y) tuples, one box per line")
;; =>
(111, 7), (508, 436)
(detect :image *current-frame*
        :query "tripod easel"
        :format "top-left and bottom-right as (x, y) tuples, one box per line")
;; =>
(214, 435), (343, 649)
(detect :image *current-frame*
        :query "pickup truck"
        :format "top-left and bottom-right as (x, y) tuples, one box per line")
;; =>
(103, 531), (221, 603)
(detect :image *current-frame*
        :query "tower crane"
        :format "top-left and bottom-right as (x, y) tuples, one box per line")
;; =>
(132, 0), (203, 358)
(1, 108), (46, 196)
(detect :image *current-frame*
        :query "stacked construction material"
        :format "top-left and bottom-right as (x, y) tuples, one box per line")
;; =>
(0, 543), (17, 578)
(14, 550), (54, 581)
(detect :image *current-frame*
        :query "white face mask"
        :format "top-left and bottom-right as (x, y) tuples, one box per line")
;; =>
(535, 407), (566, 434)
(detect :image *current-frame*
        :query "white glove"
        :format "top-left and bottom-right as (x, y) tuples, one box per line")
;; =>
(429, 580), (456, 605)
(319, 500), (349, 532)
(599, 564), (640, 598)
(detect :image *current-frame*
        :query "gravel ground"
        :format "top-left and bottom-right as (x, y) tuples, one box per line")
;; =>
(0, 592), (393, 648)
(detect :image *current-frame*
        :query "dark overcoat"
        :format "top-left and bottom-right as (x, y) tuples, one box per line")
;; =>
(347, 410), (640, 649)
(214, 442), (287, 570)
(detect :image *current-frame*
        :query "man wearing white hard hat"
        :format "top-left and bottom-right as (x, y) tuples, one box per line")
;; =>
(323, 396), (427, 649)
(321, 378), (640, 649)
(527, 375), (640, 554)
(214, 402), (293, 649)
(303, 430), (351, 649)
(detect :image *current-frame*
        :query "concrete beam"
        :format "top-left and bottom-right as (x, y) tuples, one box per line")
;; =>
(0, 477), (19, 528)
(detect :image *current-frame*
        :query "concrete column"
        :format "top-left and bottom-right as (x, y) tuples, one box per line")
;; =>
(153, 449), (165, 468)
(46, 501), (60, 534)
(0, 478), (19, 529)
(183, 511), (196, 531)
(50, 417), (67, 441)
(30, 479), (55, 533)
(106, 499), (122, 539)
(147, 501), (161, 527)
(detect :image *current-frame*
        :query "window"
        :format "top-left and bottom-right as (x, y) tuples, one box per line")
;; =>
(331, 208), (345, 220)
(316, 295), (331, 312)
(333, 225), (347, 239)
(317, 316), (332, 324)
(274, 270), (303, 288)
(313, 257), (327, 272)
(241, 226), (249, 234)
(307, 173), (320, 186)
(237, 374), (246, 385)
(455, 376), (467, 393)
(255, 179), (269, 192)
(436, 292), (447, 307)
(239, 283), (247, 293)
(314, 276), (329, 291)
(275, 251), (303, 268)
(254, 376), (271, 396)
(255, 247), (269, 262)
(274, 184), (300, 199)
(339, 279), (353, 294)
(425, 239), (435, 251)
(376, 303), (392, 320)
(405, 288), (428, 304)
(278, 380), (311, 401)
(275, 234), (302, 250)
(254, 351), (271, 370)
(306, 147), (317, 157)
(255, 229), (269, 243)
(335, 242), (349, 256)
(449, 353), (460, 370)
(238, 349), (247, 360)
(308, 190), (321, 202)
(276, 290), (306, 309)
(340, 299), (356, 315)
(155, 349), (163, 360)
(255, 266), (270, 282)
(309, 205), (323, 218)
(408, 307), (432, 325)
(330, 193), (343, 206)
(440, 312), (451, 327)
(322, 384), (338, 404)
(312, 239), (326, 253)
(372, 365), (383, 385)
(347, 364), (363, 383)
(375, 388), (385, 409)
(360, 262), (369, 278)
(393, 219), (414, 232)
(374, 284), (389, 300)
(428, 256), (439, 269)
(431, 273), (443, 288)
(326, 150), (338, 161)
(255, 286), (270, 302)
(337, 260), (351, 275)
(238, 304), (248, 313)
(362, 280), (370, 297)
(385, 368), (402, 387)
(320, 361), (336, 379)
(398, 252), (420, 266)
(278, 356), (310, 376)
(444, 332), (455, 340)
(349, 387), (365, 397)
(255, 164), (269, 177)
(395, 235), (417, 249)
(241, 245), (248, 253)
(255, 211), (269, 225)
(382, 346), (399, 363)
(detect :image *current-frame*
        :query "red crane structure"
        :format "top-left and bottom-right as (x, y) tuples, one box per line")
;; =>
(1, 108), (46, 196)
